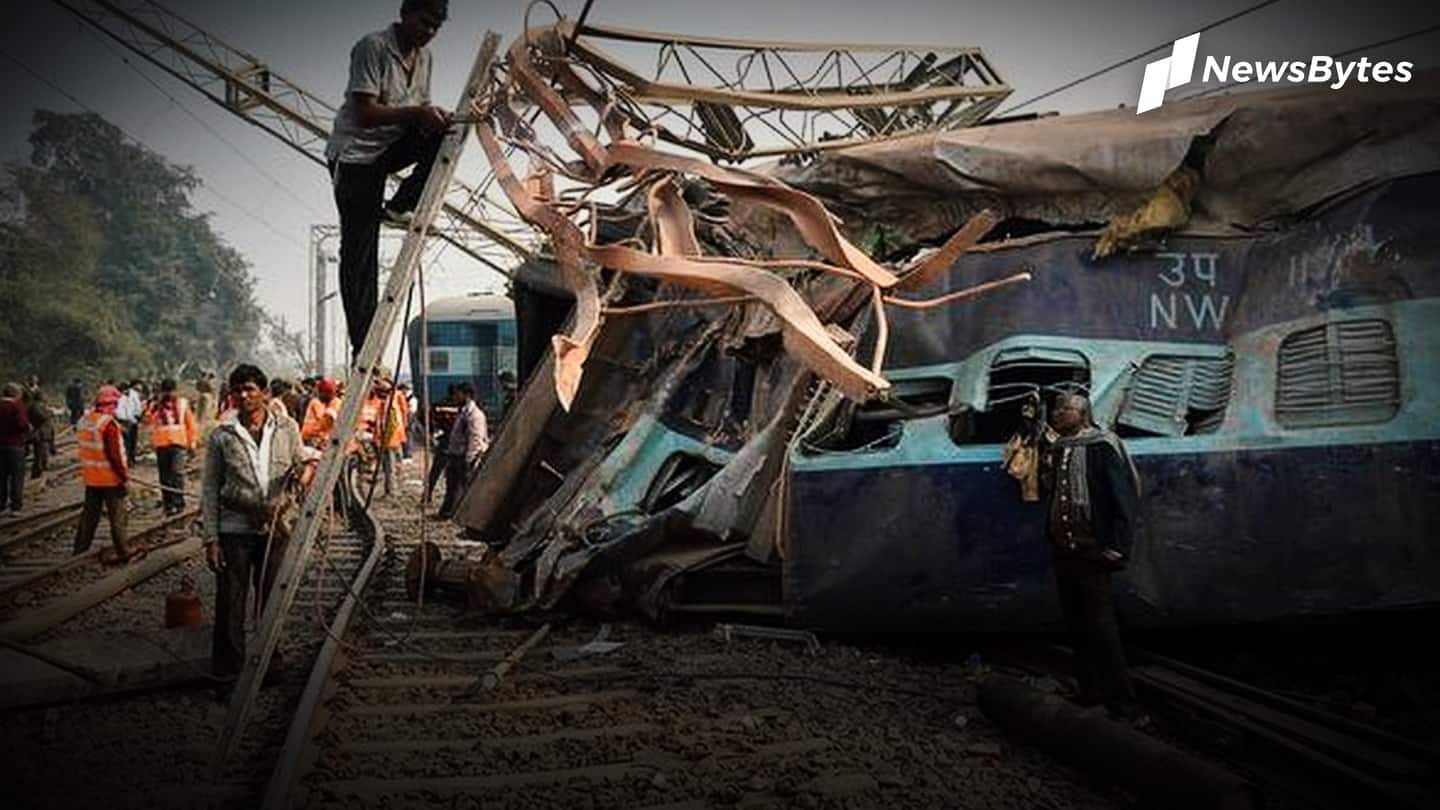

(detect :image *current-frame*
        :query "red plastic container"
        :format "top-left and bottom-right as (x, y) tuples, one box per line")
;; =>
(165, 577), (203, 628)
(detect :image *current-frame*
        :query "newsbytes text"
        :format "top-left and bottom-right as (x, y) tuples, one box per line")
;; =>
(1203, 55), (1414, 89)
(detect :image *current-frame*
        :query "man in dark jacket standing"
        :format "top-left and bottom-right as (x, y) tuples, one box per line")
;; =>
(1039, 392), (1143, 720)
(26, 389), (56, 480)
(0, 382), (32, 514)
(65, 379), (85, 426)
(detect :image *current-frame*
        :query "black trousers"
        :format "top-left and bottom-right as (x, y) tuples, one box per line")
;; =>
(156, 446), (187, 512)
(73, 486), (128, 556)
(1052, 552), (1136, 711)
(331, 127), (444, 359)
(121, 421), (139, 465)
(0, 446), (25, 510)
(212, 532), (285, 679)
(424, 448), (449, 504)
(437, 452), (470, 517)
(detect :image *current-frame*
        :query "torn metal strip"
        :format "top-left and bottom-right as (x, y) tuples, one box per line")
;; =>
(476, 122), (601, 411)
(895, 209), (999, 291)
(585, 244), (888, 402)
(480, 121), (889, 404)
(509, 32), (609, 174)
(605, 142), (899, 288)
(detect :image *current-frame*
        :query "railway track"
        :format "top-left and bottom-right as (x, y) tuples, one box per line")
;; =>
(0, 461), (202, 613)
(13, 468), (1351, 810)
(210, 473), (391, 800)
(1128, 648), (1440, 810)
(0, 505), (201, 637)
(250, 520), (993, 810)
(997, 642), (1440, 810)
(0, 502), (87, 552)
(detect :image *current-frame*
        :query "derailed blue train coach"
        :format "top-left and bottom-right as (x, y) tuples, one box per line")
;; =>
(785, 172), (1440, 631)
(459, 78), (1440, 631)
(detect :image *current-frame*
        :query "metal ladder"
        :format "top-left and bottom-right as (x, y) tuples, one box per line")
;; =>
(211, 31), (503, 777)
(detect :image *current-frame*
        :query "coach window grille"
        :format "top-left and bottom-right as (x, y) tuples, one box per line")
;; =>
(1275, 319), (1400, 428)
(969, 347), (1090, 444)
(1118, 353), (1234, 437)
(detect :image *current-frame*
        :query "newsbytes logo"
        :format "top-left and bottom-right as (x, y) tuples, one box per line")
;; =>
(1136, 32), (1414, 113)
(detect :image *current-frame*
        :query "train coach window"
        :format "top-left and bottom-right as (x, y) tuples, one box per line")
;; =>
(800, 377), (953, 454)
(1118, 353), (1233, 437)
(427, 349), (450, 374)
(642, 453), (722, 514)
(967, 348), (1090, 444)
(1276, 319), (1400, 428)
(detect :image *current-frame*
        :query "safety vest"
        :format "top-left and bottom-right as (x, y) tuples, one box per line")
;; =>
(76, 410), (126, 487)
(360, 397), (380, 435)
(351, 397), (381, 455)
(149, 397), (196, 449)
(302, 397), (341, 444)
(385, 397), (407, 449)
(373, 396), (406, 450)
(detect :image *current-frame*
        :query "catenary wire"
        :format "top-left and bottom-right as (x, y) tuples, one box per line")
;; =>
(0, 46), (306, 250)
(995, 0), (1287, 116)
(79, 22), (329, 220)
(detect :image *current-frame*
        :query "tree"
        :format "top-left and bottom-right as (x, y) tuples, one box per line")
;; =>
(261, 311), (311, 378)
(0, 110), (274, 386)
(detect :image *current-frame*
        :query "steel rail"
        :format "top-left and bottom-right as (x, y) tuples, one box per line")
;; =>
(1001, 641), (1440, 810)
(261, 481), (385, 810)
(0, 507), (201, 641)
(0, 503), (87, 552)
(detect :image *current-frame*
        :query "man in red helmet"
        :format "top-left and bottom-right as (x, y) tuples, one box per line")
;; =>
(301, 378), (343, 449)
(73, 385), (136, 562)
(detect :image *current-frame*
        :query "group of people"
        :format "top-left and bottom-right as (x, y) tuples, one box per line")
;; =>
(20, 363), (1144, 726)
(0, 376), (198, 529)
(68, 377), (201, 564)
(198, 362), (494, 686)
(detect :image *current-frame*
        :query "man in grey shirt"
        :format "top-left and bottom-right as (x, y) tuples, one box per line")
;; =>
(436, 382), (488, 520)
(326, 0), (453, 364)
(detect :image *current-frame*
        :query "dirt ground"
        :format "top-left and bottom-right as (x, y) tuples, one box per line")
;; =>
(0, 459), (1141, 810)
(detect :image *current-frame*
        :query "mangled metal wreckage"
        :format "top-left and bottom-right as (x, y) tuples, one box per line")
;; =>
(427, 24), (1440, 633)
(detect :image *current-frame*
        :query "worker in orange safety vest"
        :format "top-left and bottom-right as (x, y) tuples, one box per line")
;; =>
(74, 385), (138, 563)
(144, 378), (198, 515)
(364, 378), (406, 497)
(301, 378), (342, 449)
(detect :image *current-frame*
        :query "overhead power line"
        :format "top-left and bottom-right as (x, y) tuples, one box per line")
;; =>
(0, 45), (306, 250)
(79, 23), (329, 220)
(995, 0), (1287, 116)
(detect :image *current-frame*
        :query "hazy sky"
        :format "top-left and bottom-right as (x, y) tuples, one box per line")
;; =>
(2, 0), (1436, 373)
